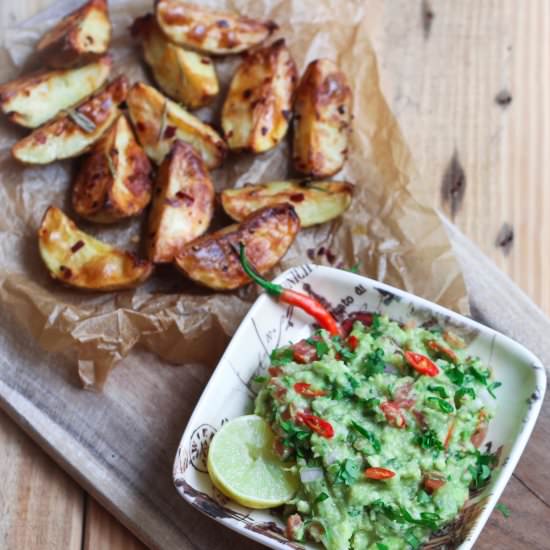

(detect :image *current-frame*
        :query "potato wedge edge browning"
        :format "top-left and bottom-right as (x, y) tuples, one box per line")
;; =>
(155, 0), (278, 55)
(0, 56), (112, 128)
(221, 180), (353, 227)
(222, 39), (297, 153)
(293, 59), (352, 178)
(72, 114), (153, 223)
(148, 140), (215, 263)
(38, 206), (153, 291)
(36, 0), (111, 69)
(127, 82), (227, 168)
(12, 76), (128, 165)
(175, 203), (300, 290)
(131, 14), (219, 110)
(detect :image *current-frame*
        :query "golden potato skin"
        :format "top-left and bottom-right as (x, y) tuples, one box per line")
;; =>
(12, 76), (128, 165)
(222, 39), (297, 153)
(175, 203), (300, 290)
(36, 0), (111, 69)
(293, 59), (352, 177)
(147, 140), (215, 263)
(38, 206), (153, 291)
(131, 14), (219, 110)
(221, 180), (353, 227)
(127, 82), (227, 168)
(72, 114), (153, 223)
(155, 0), (278, 55)
(0, 56), (111, 128)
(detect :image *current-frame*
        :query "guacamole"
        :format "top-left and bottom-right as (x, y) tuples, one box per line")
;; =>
(254, 313), (499, 550)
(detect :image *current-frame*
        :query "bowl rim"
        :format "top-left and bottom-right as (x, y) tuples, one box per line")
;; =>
(173, 264), (547, 550)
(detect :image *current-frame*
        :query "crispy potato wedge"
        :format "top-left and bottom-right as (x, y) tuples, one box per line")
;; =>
(127, 82), (226, 168)
(72, 114), (153, 223)
(131, 14), (218, 110)
(221, 180), (353, 227)
(0, 56), (111, 129)
(175, 203), (299, 290)
(221, 39), (297, 153)
(148, 140), (215, 263)
(12, 76), (128, 165)
(38, 206), (153, 291)
(293, 59), (352, 177)
(155, 0), (277, 55)
(36, 0), (111, 69)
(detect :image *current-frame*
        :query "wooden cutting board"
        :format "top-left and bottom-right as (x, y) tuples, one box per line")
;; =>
(0, 220), (548, 550)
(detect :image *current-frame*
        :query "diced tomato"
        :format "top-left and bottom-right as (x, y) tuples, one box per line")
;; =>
(413, 409), (427, 430)
(268, 367), (282, 377)
(296, 412), (334, 438)
(423, 477), (446, 493)
(426, 340), (458, 363)
(341, 312), (373, 335)
(404, 351), (439, 377)
(380, 401), (407, 428)
(471, 411), (488, 448)
(291, 340), (318, 364)
(273, 436), (291, 460)
(347, 335), (359, 350)
(286, 514), (303, 541)
(294, 382), (327, 398)
(365, 467), (396, 480)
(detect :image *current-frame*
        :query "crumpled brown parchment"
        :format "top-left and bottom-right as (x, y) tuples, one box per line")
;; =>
(0, 0), (469, 389)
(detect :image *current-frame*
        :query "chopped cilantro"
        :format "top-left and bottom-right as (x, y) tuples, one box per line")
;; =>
(363, 348), (385, 377)
(405, 529), (421, 549)
(417, 490), (432, 505)
(253, 375), (268, 384)
(350, 421), (381, 453)
(315, 492), (329, 504)
(270, 347), (294, 366)
(468, 450), (497, 489)
(370, 314), (383, 338)
(414, 429), (443, 451)
(467, 364), (490, 385)
(427, 385), (449, 398)
(444, 365), (465, 385)
(426, 396), (454, 414)
(487, 381), (502, 399)
(307, 338), (329, 359)
(279, 419), (311, 458)
(376, 544), (389, 550)
(455, 386), (476, 405)
(370, 501), (441, 530)
(495, 502), (511, 518)
(333, 459), (360, 485)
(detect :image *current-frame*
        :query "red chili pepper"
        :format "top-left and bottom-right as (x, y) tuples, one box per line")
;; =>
(423, 478), (446, 493)
(294, 382), (327, 397)
(347, 335), (359, 350)
(365, 467), (396, 480)
(296, 412), (334, 438)
(404, 351), (439, 377)
(238, 244), (343, 337)
(380, 402), (407, 428)
(426, 340), (458, 363)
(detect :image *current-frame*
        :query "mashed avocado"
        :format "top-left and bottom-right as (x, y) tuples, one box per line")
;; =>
(254, 313), (499, 550)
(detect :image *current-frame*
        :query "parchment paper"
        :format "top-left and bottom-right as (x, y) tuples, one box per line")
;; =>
(0, 0), (469, 389)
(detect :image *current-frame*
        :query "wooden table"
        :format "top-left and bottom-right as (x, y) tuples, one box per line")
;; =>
(0, 1), (548, 548)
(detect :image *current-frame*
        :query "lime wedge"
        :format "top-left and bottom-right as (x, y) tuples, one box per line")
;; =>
(207, 415), (299, 509)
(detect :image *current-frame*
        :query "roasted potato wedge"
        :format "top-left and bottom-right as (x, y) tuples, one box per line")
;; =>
(12, 76), (128, 165)
(155, 0), (277, 55)
(221, 39), (297, 153)
(148, 140), (215, 263)
(0, 56), (111, 129)
(38, 206), (153, 291)
(131, 14), (218, 110)
(293, 59), (352, 177)
(221, 180), (353, 227)
(36, 0), (111, 69)
(127, 82), (226, 168)
(72, 114), (153, 223)
(175, 203), (299, 290)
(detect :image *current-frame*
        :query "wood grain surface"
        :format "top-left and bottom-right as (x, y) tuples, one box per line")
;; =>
(0, 1), (548, 549)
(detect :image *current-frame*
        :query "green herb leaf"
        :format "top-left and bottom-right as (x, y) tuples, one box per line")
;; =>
(270, 347), (294, 366)
(307, 338), (329, 359)
(468, 450), (498, 489)
(405, 529), (421, 550)
(350, 421), (382, 453)
(363, 348), (385, 377)
(428, 385), (449, 398)
(370, 314), (383, 338)
(417, 490), (432, 505)
(376, 544), (389, 550)
(426, 396), (454, 414)
(455, 386), (476, 405)
(444, 366), (465, 385)
(495, 502), (511, 518)
(333, 459), (360, 486)
(414, 429), (443, 451)
(487, 381), (502, 399)
(315, 492), (329, 504)
(253, 375), (268, 384)
(468, 365), (490, 385)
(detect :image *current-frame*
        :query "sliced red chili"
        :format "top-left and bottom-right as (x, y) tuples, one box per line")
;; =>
(471, 411), (488, 449)
(426, 340), (458, 363)
(294, 382), (327, 397)
(365, 467), (395, 480)
(444, 418), (456, 449)
(296, 412), (334, 438)
(404, 351), (439, 377)
(347, 335), (359, 351)
(380, 401), (407, 429)
(423, 478), (446, 493)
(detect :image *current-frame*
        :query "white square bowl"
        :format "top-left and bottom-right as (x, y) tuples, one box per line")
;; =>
(173, 265), (546, 549)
